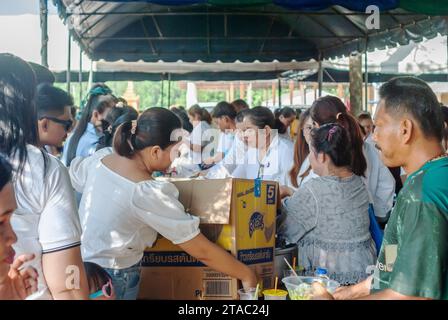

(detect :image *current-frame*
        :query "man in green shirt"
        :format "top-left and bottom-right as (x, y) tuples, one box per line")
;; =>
(316, 76), (448, 300)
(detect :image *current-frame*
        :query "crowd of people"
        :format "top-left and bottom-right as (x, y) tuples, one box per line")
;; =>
(1, 52), (448, 300)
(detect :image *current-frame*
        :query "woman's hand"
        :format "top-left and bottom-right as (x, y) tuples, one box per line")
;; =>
(279, 186), (294, 199)
(0, 254), (38, 300)
(241, 269), (258, 291)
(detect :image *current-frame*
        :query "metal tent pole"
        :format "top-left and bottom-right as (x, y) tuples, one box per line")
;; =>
(364, 39), (369, 111)
(66, 28), (72, 93)
(39, 0), (48, 68)
(79, 49), (83, 105)
(278, 78), (282, 107)
(318, 55), (323, 97)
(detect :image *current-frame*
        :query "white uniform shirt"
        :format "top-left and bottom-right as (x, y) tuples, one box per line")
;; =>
(9, 145), (81, 300)
(189, 121), (212, 164)
(231, 135), (294, 186)
(69, 152), (200, 269)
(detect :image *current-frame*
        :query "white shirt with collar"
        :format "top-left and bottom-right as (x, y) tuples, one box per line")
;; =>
(231, 135), (294, 186)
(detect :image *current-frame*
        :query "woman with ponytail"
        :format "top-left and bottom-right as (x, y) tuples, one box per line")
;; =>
(62, 83), (117, 166)
(69, 108), (256, 300)
(278, 123), (376, 285)
(309, 96), (395, 220)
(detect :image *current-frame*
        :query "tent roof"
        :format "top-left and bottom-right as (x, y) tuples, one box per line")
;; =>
(53, 0), (448, 63)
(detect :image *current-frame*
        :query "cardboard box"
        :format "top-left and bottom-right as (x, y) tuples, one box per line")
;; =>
(138, 178), (278, 300)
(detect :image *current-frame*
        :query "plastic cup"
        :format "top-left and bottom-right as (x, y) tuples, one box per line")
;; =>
(282, 276), (339, 300)
(263, 289), (288, 300)
(238, 288), (258, 300)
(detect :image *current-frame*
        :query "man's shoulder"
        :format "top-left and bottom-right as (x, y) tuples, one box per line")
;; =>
(421, 158), (448, 213)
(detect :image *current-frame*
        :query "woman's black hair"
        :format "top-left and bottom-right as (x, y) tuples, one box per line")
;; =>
(171, 107), (193, 133)
(310, 95), (367, 176)
(245, 106), (286, 134)
(235, 109), (250, 123)
(96, 106), (139, 151)
(231, 99), (249, 112)
(311, 123), (352, 171)
(114, 107), (182, 158)
(83, 262), (111, 295)
(278, 107), (297, 119)
(0, 53), (40, 174)
(65, 83), (117, 166)
(0, 155), (13, 191)
(211, 101), (237, 120)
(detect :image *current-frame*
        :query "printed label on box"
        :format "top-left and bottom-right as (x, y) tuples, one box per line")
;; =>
(237, 247), (274, 265)
(266, 184), (276, 204)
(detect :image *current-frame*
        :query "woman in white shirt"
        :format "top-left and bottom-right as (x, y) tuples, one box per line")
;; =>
(231, 107), (294, 187)
(187, 105), (213, 165)
(0, 53), (89, 300)
(70, 107), (256, 300)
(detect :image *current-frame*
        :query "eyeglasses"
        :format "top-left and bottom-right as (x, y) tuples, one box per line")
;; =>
(89, 279), (114, 299)
(40, 116), (73, 132)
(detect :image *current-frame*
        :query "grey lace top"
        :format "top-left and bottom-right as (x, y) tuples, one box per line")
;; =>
(278, 175), (377, 285)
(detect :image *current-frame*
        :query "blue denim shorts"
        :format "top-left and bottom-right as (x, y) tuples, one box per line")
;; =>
(104, 261), (142, 300)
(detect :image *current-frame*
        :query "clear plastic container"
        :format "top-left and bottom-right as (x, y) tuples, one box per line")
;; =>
(238, 288), (258, 300)
(263, 289), (288, 300)
(282, 276), (339, 300)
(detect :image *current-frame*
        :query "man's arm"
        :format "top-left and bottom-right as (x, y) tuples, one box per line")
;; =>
(359, 289), (431, 300)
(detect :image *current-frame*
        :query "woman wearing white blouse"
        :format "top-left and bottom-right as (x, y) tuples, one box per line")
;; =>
(70, 108), (257, 300)
(231, 107), (294, 187)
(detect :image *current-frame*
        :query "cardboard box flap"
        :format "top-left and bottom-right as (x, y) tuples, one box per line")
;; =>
(172, 178), (232, 224)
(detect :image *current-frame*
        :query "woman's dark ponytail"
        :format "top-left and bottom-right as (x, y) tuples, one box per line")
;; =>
(335, 112), (367, 176)
(310, 96), (367, 177)
(274, 118), (287, 134)
(113, 108), (182, 159)
(113, 121), (135, 158)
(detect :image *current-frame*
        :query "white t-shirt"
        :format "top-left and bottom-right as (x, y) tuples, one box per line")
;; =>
(9, 145), (82, 300)
(69, 152), (201, 269)
(189, 121), (213, 164)
(231, 135), (294, 186)
(363, 140), (396, 218)
(216, 132), (235, 155)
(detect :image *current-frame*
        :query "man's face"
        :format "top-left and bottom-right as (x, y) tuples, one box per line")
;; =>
(359, 118), (374, 137)
(0, 183), (18, 275)
(38, 106), (73, 147)
(372, 100), (406, 167)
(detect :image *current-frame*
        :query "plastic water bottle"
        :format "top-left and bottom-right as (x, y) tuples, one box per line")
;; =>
(314, 267), (330, 280)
